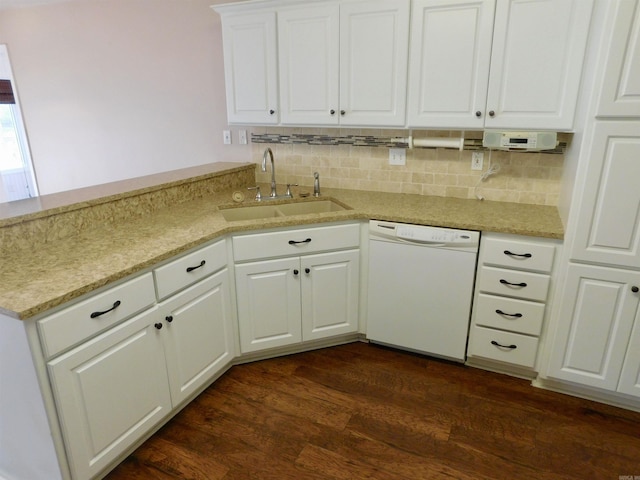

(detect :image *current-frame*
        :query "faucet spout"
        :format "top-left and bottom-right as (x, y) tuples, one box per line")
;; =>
(262, 148), (277, 197)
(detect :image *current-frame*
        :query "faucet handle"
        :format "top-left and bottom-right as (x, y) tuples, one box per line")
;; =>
(247, 186), (262, 201)
(285, 183), (298, 198)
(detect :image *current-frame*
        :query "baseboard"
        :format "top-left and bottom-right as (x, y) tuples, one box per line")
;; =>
(533, 377), (640, 413)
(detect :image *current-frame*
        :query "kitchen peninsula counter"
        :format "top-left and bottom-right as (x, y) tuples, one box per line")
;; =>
(0, 162), (563, 320)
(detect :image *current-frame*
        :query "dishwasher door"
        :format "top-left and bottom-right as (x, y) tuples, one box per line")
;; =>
(367, 223), (479, 362)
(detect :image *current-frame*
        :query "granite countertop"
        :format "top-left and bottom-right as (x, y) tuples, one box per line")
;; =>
(0, 180), (564, 321)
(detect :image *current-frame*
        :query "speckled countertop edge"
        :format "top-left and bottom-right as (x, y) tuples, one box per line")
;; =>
(0, 184), (564, 321)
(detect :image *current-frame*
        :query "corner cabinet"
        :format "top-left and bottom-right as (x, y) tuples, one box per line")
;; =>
(232, 223), (360, 354)
(215, 0), (410, 127)
(407, 0), (594, 130)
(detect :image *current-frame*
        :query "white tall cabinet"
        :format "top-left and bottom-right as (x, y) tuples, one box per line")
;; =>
(542, 0), (640, 404)
(406, 0), (594, 130)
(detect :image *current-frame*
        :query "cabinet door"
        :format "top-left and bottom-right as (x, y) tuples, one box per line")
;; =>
(278, 4), (340, 125)
(220, 11), (279, 124)
(48, 308), (171, 480)
(235, 257), (302, 353)
(597, 0), (640, 117)
(485, 0), (593, 130)
(339, 0), (410, 126)
(159, 270), (234, 406)
(619, 306), (640, 398)
(301, 249), (359, 341)
(546, 264), (640, 391)
(406, 0), (495, 129)
(571, 121), (640, 268)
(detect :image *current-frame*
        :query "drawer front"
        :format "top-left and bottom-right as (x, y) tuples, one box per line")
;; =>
(154, 240), (227, 300)
(38, 273), (156, 359)
(473, 293), (545, 336)
(481, 236), (555, 273)
(468, 325), (539, 368)
(232, 223), (360, 262)
(478, 266), (550, 302)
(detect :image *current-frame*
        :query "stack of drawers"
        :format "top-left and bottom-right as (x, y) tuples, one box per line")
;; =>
(467, 233), (559, 372)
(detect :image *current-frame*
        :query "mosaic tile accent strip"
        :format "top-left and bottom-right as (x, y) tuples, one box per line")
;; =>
(251, 133), (566, 154)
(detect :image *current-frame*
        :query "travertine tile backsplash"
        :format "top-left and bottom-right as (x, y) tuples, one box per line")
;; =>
(252, 128), (564, 206)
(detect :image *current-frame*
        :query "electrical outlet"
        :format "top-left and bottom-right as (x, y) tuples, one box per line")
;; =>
(471, 151), (484, 170)
(389, 148), (406, 166)
(223, 130), (232, 145)
(238, 130), (247, 145)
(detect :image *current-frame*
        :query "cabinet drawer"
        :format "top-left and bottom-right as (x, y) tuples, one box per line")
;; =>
(481, 236), (555, 273)
(232, 223), (360, 262)
(154, 240), (227, 300)
(477, 266), (550, 302)
(474, 293), (545, 336)
(37, 273), (156, 359)
(468, 325), (539, 369)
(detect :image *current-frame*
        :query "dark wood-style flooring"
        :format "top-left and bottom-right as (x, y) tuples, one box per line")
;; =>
(105, 342), (640, 479)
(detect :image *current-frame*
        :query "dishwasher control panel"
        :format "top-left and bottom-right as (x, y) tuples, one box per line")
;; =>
(369, 221), (479, 248)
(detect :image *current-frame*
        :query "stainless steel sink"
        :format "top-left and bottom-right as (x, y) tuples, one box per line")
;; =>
(219, 199), (348, 222)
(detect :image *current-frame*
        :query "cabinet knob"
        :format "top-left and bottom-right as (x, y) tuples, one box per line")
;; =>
(293, 269), (299, 276)
(488, 110), (495, 117)
(269, 109), (275, 115)
(475, 111), (481, 118)
(305, 268), (310, 274)
(340, 110), (346, 116)
(330, 109), (336, 115)
(154, 323), (163, 330)
(165, 315), (173, 323)
(632, 286), (639, 293)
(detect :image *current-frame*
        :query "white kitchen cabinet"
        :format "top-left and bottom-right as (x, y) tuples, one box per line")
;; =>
(158, 270), (235, 407)
(277, 0), (409, 126)
(48, 307), (172, 480)
(233, 223), (360, 354)
(407, 0), (593, 130)
(596, 0), (640, 117)
(467, 233), (560, 374)
(43, 240), (234, 479)
(570, 121), (640, 269)
(545, 264), (640, 396)
(219, 10), (279, 124)
(235, 256), (303, 352)
(406, 0), (495, 129)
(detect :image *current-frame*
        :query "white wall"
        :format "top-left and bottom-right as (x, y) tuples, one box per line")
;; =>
(0, 0), (251, 195)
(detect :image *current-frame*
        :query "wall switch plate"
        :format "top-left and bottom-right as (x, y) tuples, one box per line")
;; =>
(471, 151), (484, 170)
(389, 148), (406, 166)
(223, 130), (232, 145)
(238, 130), (247, 145)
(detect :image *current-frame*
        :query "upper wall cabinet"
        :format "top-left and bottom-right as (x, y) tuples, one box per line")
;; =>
(220, 11), (279, 124)
(596, 0), (640, 117)
(407, 0), (594, 130)
(278, 0), (410, 126)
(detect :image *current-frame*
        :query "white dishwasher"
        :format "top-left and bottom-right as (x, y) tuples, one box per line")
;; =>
(367, 221), (480, 362)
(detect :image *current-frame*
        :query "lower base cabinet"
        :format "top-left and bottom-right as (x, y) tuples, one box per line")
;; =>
(48, 307), (172, 480)
(47, 268), (234, 479)
(235, 249), (360, 353)
(544, 263), (640, 397)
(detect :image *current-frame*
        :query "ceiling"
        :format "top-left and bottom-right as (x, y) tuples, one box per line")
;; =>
(0, 0), (76, 9)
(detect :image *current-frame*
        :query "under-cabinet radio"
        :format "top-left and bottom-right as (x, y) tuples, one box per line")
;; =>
(482, 130), (558, 152)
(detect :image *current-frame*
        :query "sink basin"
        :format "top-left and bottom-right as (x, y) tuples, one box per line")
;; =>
(220, 199), (348, 222)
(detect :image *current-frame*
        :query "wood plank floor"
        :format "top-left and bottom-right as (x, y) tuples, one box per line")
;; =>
(105, 342), (640, 480)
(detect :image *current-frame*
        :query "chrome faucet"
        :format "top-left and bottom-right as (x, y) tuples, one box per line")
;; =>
(262, 147), (277, 198)
(313, 171), (320, 197)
